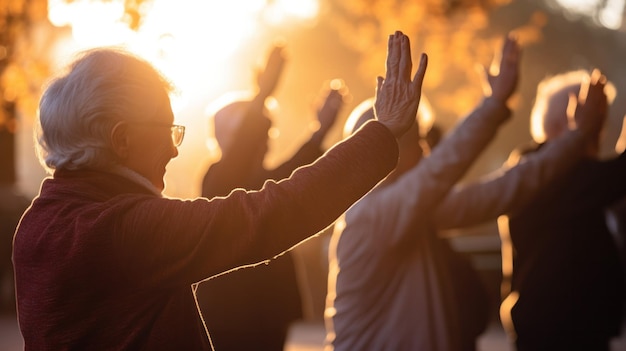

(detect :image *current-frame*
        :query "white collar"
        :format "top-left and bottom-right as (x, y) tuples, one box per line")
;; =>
(109, 165), (163, 197)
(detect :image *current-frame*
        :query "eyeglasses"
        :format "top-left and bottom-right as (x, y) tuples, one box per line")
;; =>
(130, 121), (186, 147)
(170, 125), (185, 147)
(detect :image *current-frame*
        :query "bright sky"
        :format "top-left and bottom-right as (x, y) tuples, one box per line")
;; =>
(553, 0), (625, 29)
(16, 0), (623, 198)
(41, 0), (321, 198)
(47, 0), (319, 110)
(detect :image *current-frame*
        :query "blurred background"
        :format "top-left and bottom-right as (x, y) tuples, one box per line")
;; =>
(1, 0), (626, 331)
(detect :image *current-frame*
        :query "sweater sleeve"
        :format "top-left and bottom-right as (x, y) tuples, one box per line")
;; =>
(346, 97), (510, 248)
(116, 121), (398, 285)
(432, 129), (589, 229)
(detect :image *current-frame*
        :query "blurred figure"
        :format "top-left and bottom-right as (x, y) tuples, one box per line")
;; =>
(0, 186), (30, 313)
(423, 122), (443, 151)
(498, 69), (625, 351)
(12, 31), (428, 350)
(197, 44), (346, 351)
(606, 119), (626, 315)
(325, 35), (607, 351)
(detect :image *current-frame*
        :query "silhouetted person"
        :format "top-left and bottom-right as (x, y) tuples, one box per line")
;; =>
(325, 36), (608, 351)
(12, 31), (428, 350)
(0, 186), (30, 313)
(606, 119), (626, 314)
(498, 69), (625, 351)
(197, 44), (345, 351)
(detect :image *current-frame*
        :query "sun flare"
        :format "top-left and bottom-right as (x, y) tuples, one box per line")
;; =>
(44, 0), (319, 197)
(47, 0), (319, 109)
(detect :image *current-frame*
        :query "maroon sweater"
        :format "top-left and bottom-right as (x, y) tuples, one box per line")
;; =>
(13, 121), (398, 351)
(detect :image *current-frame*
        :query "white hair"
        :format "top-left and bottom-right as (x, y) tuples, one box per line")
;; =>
(343, 96), (434, 139)
(530, 69), (615, 143)
(36, 48), (173, 172)
(205, 91), (276, 153)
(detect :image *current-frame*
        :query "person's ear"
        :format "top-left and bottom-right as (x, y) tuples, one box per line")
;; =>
(110, 121), (130, 159)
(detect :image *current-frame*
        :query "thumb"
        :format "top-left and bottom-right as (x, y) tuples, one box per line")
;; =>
(566, 92), (578, 130)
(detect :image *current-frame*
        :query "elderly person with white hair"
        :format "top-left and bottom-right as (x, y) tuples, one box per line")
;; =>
(12, 31), (427, 350)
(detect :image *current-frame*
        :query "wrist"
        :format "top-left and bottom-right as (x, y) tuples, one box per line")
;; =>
(484, 95), (508, 108)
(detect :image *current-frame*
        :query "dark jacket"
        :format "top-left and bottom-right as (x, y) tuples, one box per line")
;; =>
(501, 143), (626, 348)
(199, 109), (325, 350)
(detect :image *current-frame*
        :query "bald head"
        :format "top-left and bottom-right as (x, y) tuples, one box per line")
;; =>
(344, 97), (433, 139)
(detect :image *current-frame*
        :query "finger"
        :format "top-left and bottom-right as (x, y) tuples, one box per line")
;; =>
(264, 49), (286, 79)
(475, 63), (492, 96)
(411, 53), (428, 94)
(586, 76), (607, 108)
(590, 68), (602, 85)
(502, 35), (514, 58)
(326, 90), (343, 108)
(585, 71), (606, 110)
(374, 76), (384, 117)
(267, 46), (285, 67)
(385, 34), (394, 79)
(399, 34), (413, 82)
(579, 73), (592, 103)
(385, 32), (401, 81)
(494, 36), (512, 75)
(501, 34), (521, 68)
(566, 92), (577, 125)
(375, 76), (384, 95)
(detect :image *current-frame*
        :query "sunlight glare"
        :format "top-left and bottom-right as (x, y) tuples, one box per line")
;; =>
(554, 0), (599, 13)
(265, 0), (319, 24)
(553, 0), (624, 29)
(45, 0), (320, 198)
(47, 0), (320, 110)
(598, 0), (625, 29)
(49, 0), (133, 46)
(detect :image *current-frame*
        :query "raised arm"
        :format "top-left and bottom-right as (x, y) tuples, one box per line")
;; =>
(254, 44), (286, 104)
(262, 82), (347, 182)
(432, 68), (611, 229)
(310, 81), (346, 147)
(340, 33), (518, 248)
(403, 34), (519, 218)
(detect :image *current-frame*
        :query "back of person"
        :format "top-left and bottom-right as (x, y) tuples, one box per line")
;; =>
(197, 51), (345, 349)
(198, 98), (307, 351)
(499, 69), (625, 351)
(14, 171), (212, 350)
(504, 146), (625, 350)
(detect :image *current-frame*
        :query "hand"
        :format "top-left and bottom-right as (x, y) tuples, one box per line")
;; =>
(569, 69), (608, 139)
(374, 31), (428, 138)
(316, 81), (346, 134)
(256, 44), (286, 100)
(484, 33), (521, 104)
